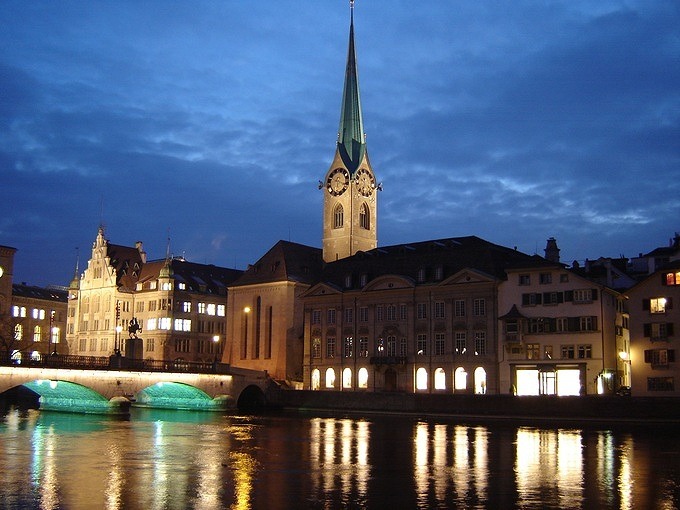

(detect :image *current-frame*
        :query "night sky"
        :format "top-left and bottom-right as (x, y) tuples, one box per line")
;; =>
(1, 1), (678, 286)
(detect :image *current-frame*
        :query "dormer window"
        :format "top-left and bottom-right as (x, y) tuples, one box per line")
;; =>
(417, 268), (426, 283)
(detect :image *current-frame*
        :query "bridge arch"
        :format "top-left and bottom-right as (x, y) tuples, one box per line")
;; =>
(20, 379), (127, 414)
(135, 381), (234, 411)
(237, 384), (266, 410)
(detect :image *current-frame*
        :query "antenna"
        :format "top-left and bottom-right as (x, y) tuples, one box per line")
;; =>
(166, 229), (171, 262)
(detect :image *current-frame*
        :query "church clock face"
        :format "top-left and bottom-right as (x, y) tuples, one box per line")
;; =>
(327, 168), (349, 196)
(355, 168), (375, 197)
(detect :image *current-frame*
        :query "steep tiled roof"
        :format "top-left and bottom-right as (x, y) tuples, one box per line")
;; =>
(106, 243), (144, 291)
(138, 258), (243, 295)
(230, 241), (323, 287)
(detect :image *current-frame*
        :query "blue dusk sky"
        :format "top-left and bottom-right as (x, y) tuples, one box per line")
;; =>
(1, 1), (678, 286)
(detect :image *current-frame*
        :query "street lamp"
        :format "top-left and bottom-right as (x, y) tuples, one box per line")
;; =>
(213, 335), (220, 362)
(115, 325), (123, 355)
(48, 310), (55, 356)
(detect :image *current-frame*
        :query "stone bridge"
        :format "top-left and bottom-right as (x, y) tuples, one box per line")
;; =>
(0, 359), (271, 415)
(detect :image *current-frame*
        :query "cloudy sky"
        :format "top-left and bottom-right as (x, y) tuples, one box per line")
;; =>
(1, 1), (678, 286)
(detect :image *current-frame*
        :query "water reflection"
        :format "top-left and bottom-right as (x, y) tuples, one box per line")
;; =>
(1, 407), (679, 509)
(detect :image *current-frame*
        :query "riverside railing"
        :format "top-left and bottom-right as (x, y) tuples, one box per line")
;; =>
(0, 352), (232, 375)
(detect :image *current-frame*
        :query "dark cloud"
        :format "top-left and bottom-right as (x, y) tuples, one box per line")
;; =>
(0, 1), (678, 285)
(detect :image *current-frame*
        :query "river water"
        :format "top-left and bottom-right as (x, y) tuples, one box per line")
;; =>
(0, 407), (678, 510)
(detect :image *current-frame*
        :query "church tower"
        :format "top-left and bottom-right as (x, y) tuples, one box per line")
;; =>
(322, 1), (378, 263)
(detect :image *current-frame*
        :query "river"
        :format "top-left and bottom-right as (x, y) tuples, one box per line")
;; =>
(0, 407), (678, 509)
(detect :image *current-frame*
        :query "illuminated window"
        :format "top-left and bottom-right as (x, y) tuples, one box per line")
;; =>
(146, 318), (157, 330)
(474, 367), (487, 394)
(159, 317), (172, 330)
(454, 367), (467, 390)
(311, 369), (321, 390)
(333, 204), (344, 229)
(544, 345), (553, 359)
(174, 319), (191, 331)
(183, 301), (191, 313)
(33, 326), (41, 342)
(32, 308), (45, 320)
(650, 297), (668, 314)
(198, 302), (206, 314)
(178, 282), (186, 290)
(416, 367), (428, 390)
(358, 368), (368, 388)
(206, 304), (216, 316)
(162, 282), (172, 291)
(217, 304), (225, 316)
(51, 327), (60, 344)
(526, 343), (540, 360)
(325, 368), (336, 388)
(665, 272), (680, 286)
(342, 368), (352, 389)
(434, 368), (446, 390)
(359, 203), (369, 230)
(14, 324), (22, 340)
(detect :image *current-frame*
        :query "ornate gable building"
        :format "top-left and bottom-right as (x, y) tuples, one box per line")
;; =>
(67, 227), (242, 362)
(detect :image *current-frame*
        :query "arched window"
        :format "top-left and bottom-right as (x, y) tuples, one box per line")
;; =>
(342, 367), (352, 389)
(311, 369), (321, 390)
(474, 367), (487, 394)
(325, 368), (336, 389)
(434, 368), (446, 390)
(416, 367), (428, 391)
(455, 367), (468, 391)
(359, 203), (370, 230)
(33, 325), (41, 342)
(333, 204), (344, 229)
(14, 324), (22, 341)
(358, 367), (369, 389)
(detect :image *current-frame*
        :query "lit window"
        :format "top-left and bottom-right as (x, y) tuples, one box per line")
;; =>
(146, 318), (157, 330)
(416, 367), (428, 390)
(650, 297), (668, 314)
(311, 337), (321, 358)
(343, 336), (353, 357)
(183, 301), (191, 313)
(358, 368), (368, 389)
(162, 282), (172, 291)
(665, 272), (680, 286)
(159, 317), (172, 330)
(198, 302), (206, 314)
(325, 368), (336, 388)
(342, 368), (352, 389)
(526, 343), (540, 359)
(33, 326), (41, 342)
(14, 324), (22, 340)
(178, 282), (186, 290)
(311, 369), (320, 390)
(206, 304), (216, 316)
(454, 367), (467, 390)
(217, 304), (225, 317)
(434, 368), (446, 390)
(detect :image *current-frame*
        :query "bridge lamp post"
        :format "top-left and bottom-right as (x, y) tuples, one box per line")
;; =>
(213, 335), (220, 363)
(115, 325), (123, 355)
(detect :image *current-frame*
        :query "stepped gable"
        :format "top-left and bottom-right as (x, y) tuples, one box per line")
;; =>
(231, 241), (323, 287)
(319, 235), (556, 287)
(138, 258), (243, 295)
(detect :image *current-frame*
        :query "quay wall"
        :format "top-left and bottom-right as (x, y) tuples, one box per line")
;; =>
(267, 389), (680, 424)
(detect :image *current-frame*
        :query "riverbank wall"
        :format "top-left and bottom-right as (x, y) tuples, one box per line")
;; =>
(267, 389), (680, 425)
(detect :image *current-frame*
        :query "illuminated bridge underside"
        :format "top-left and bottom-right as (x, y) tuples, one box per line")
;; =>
(136, 382), (233, 411)
(0, 367), (267, 415)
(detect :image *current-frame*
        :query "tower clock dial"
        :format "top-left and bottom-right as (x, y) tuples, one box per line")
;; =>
(327, 168), (350, 196)
(355, 168), (375, 197)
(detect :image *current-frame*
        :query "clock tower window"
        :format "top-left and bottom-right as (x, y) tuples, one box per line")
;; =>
(333, 204), (344, 229)
(359, 203), (370, 230)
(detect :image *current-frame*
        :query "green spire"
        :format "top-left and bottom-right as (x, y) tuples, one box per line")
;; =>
(337, 1), (366, 174)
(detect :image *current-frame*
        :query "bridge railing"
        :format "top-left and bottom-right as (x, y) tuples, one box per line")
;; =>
(0, 352), (232, 375)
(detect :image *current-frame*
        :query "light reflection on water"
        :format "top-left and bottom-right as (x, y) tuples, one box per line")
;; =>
(0, 407), (679, 509)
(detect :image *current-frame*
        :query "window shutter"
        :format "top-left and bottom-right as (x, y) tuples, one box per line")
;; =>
(662, 273), (669, 285)
(667, 297), (673, 309)
(543, 292), (551, 303)
(557, 292), (564, 303)
(642, 299), (650, 311)
(564, 290), (573, 302)
(669, 349), (676, 362)
(643, 323), (651, 337)
(591, 316), (598, 330)
(568, 317), (579, 331)
(667, 323), (675, 336)
(644, 350), (651, 363)
(522, 294), (530, 306)
(591, 289), (598, 300)
(536, 293), (543, 305)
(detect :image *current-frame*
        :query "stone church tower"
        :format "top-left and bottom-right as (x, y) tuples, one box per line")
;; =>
(322, 2), (378, 263)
